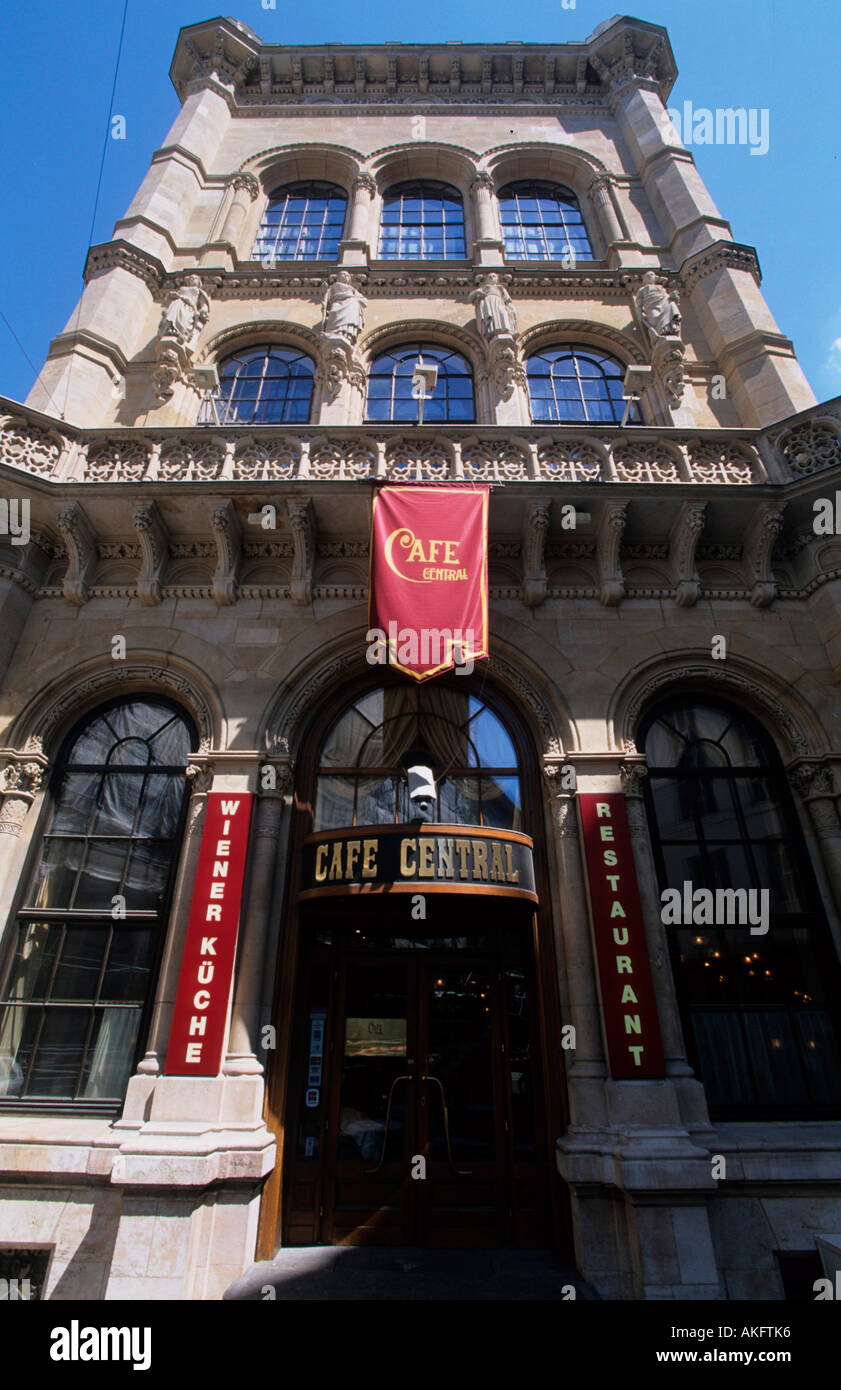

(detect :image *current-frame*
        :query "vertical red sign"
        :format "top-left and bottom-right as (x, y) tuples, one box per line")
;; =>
(368, 484), (489, 681)
(578, 793), (665, 1079)
(165, 792), (253, 1076)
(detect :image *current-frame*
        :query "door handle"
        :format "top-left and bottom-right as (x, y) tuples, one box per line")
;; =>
(422, 1074), (472, 1175)
(362, 1074), (412, 1175)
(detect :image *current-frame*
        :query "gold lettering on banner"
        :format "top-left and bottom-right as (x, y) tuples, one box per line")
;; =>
(490, 841), (505, 882)
(455, 839), (471, 878)
(362, 839), (378, 878)
(437, 838), (454, 878)
(504, 844), (519, 883)
(418, 840), (435, 878)
(329, 842), (344, 881)
(471, 839), (489, 881)
(346, 840), (361, 877)
(400, 838), (417, 875)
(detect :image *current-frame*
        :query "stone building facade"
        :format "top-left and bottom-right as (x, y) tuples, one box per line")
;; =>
(1, 14), (841, 1300)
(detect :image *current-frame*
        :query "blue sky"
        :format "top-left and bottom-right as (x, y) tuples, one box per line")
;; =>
(1, 1), (840, 408)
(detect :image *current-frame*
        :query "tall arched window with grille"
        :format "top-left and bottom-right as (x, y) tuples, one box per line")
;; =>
(378, 181), (466, 260)
(640, 697), (841, 1118)
(251, 182), (347, 262)
(0, 698), (195, 1110)
(204, 345), (315, 425)
(526, 344), (636, 424)
(365, 342), (474, 423)
(498, 181), (594, 263)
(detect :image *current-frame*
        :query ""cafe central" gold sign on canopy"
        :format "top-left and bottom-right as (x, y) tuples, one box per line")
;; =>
(299, 825), (536, 902)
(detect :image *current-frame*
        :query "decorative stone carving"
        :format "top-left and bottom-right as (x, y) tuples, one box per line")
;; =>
(597, 503), (626, 607)
(230, 172), (260, 201)
(37, 667), (213, 754)
(668, 501), (706, 607)
(634, 271), (685, 407)
(57, 502), (97, 605)
(154, 275), (211, 401)
(132, 502), (169, 606)
(743, 502), (785, 608)
(0, 758), (47, 836)
(210, 501), (241, 606)
(622, 665), (812, 759)
(487, 341), (526, 402)
(778, 420), (841, 478)
(0, 415), (66, 478)
(287, 498), (315, 606)
(521, 501), (550, 608)
(185, 760), (215, 794)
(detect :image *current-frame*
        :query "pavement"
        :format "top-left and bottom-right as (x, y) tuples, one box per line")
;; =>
(223, 1247), (601, 1300)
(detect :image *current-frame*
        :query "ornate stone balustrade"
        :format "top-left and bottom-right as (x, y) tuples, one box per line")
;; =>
(2, 397), (841, 487)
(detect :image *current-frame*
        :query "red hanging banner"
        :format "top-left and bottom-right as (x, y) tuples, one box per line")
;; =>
(368, 484), (489, 681)
(578, 793), (665, 1080)
(165, 792), (253, 1076)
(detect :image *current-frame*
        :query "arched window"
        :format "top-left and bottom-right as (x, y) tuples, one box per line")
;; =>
(207, 345), (315, 425)
(252, 182), (347, 262)
(378, 181), (466, 260)
(498, 180), (594, 263)
(366, 342), (474, 424)
(0, 699), (195, 1108)
(640, 698), (841, 1118)
(314, 686), (521, 832)
(526, 344), (635, 424)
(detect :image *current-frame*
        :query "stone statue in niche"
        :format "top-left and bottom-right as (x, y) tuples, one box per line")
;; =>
(154, 274), (212, 403)
(320, 271), (367, 345)
(159, 275), (211, 351)
(471, 272), (517, 340)
(634, 271), (686, 408)
(635, 271), (681, 340)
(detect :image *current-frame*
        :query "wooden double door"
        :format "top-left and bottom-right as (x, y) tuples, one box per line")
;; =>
(284, 909), (550, 1248)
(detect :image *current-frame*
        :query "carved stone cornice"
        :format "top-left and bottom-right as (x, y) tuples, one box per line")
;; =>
(57, 502), (97, 606)
(287, 498), (315, 606)
(743, 501), (785, 608)
(597, 503), (626, 607)
(210, 500), (242, 606)
(132, 501), (169, 606)
(521, 501), (550, 608)
(83, 239), (166, 291)
(668, 501), (706, 608)
(679, 241), (762, 295)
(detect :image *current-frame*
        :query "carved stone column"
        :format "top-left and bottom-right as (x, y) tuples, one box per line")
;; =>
(471, 173), (504, 265)
(620, 760), (692, 1073)
(218, 172), (260, 258)
(224, 784), (288, 1075)
(341, 174), (376, 264)
(544, 773), (608, 1085)
(587, 174), (625, 251)
(788, 762), (841, 919)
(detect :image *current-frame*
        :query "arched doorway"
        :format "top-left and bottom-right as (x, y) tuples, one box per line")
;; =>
(258, 673), (569, 1254)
